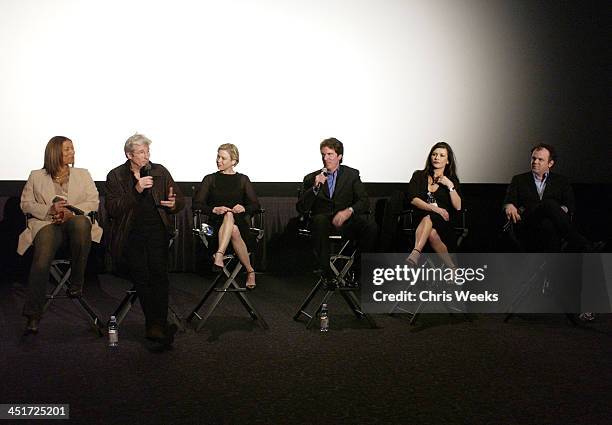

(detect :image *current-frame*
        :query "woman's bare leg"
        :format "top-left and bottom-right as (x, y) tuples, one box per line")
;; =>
(407, 216), (433, 264)
(214, 212), (234, 268)
(230, 225), (255, 288)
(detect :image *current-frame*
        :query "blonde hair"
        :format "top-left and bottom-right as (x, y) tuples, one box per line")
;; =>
(218, 143), (239, 165)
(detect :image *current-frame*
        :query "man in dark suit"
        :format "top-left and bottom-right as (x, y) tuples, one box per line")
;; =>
(504, 143), (589, 252)
(297, 138), (377, 285)
(503, 143), (605, 320)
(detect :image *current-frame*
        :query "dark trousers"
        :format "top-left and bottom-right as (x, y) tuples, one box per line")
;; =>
(127, 223), (169, 333)
(517, 200), (586, 311)
(521, 199), (587, 252)
(23, 216), (92, 318)
(310, 213), (378, 276)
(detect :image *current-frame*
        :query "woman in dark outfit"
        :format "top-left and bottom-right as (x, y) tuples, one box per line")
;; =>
(106, 133), (184, 351)
(406, 141), (462, 268)
(192, 143), (260, 288)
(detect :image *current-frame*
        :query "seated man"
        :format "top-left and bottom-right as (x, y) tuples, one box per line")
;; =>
(504, 143), (601, 320)
(503, 143), (592, 252)
(297, 137), (378, 286)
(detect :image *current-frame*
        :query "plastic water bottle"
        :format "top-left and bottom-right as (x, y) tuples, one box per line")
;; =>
(320, 304), (329, 332)
(108, 316), (119, 347)
(201, 223), (214, 237)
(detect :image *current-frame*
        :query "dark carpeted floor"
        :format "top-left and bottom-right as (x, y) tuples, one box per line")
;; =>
(1, 272), (610, 425)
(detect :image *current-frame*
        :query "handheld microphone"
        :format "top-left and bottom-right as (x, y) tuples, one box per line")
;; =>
(140, 162), (152, 177)
(139, 163), (152, 192)
(65, 205), (84, 215)
(315, 168), (329, 189)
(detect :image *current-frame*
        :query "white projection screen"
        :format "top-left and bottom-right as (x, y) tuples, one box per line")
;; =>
(0, 0), (605, 183)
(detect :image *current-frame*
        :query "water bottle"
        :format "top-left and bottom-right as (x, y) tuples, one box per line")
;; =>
(201, 223), (214, 237)
(320, 304), (329, 332)
(108, 315), (119, 347)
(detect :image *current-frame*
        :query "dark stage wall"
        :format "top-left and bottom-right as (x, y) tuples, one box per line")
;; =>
(1, 182), (610, 281)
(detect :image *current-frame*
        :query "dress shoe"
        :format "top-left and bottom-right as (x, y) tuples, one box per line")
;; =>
(25, 317), (39, 334)
(321, 275), (338, 290)
(339, 275), (359, 289)
(145, 338), (171, 353)
(586, 241), (606, 253)
(161, 323), (178, 346)
(341, 281), (359, 289)
(145, 323), (178, 352)
(66, 286), (83, 298)
(578, 312), (596, 322)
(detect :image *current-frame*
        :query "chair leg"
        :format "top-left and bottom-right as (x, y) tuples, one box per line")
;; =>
(113, 290), (139, 324)
(45, 261), (104, 336)
(341, 290), (378, 328)
(232, 287), (269, 329)
(167, 304), (185, 332)
(73, 296), (105, 336)
(305, 290), (336, 329)
(293, 277), (324, 321)
(187, 273), (223, 322)
(190, 259), (268, 332)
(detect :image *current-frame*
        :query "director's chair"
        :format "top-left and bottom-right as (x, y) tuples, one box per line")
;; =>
(186, 209), (269, 331)
(292, 211), (377, 330)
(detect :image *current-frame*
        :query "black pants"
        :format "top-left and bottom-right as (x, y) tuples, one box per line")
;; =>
(520, 199), (587, 252)
(23, 216), (92, 319)
(127, 222), (169, 333)
(310, 213), (378, 276)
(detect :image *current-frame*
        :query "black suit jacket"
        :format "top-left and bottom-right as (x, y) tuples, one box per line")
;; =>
(503, 171), (575, 214)
(296, 165), (369, 216)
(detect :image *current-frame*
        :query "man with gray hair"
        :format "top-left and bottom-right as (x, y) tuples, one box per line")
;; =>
(106, 133), (184, 351)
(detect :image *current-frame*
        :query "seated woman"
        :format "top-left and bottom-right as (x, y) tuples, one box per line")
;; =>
(18, 136), (102, 334)
(192, 143), (260, 289)
(406, 141), (462, 268)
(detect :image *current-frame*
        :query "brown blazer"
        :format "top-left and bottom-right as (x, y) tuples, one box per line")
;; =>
(18, 167), (103, 255)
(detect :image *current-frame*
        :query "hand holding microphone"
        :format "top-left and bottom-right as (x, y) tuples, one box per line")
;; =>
(135, 163), (153, 193)
(314, 168), (329, 190)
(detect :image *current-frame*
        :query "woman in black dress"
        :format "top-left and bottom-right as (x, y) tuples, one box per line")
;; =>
(192, 143), (260, 288)
(406, 141), (461, 267)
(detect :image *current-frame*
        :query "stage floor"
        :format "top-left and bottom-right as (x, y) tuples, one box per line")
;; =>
(1, 272), (611, 424)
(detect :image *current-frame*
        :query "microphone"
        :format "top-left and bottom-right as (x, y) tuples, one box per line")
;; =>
(315, 168), (329, 189)
(65, 205), (84, 215)
(140, 162), (152, 177)
(139, 163), (152, 193)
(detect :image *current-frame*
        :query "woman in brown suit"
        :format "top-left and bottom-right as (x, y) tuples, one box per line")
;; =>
(19, 136), (102, 333)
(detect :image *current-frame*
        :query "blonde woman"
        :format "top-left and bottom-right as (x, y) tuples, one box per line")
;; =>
(192, 143), (260, 289)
